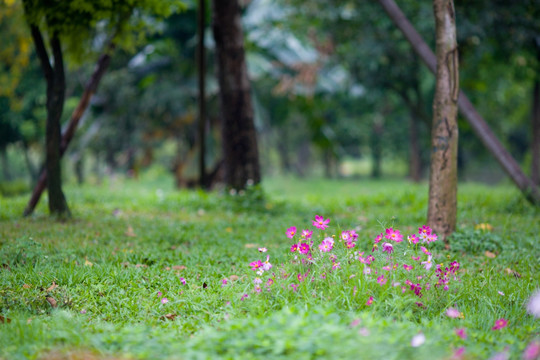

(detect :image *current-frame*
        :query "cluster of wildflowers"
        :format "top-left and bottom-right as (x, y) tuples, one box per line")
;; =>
(245, 214), (464, 309)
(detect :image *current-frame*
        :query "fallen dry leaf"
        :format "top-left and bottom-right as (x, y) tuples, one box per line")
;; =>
(485, 251), (497, 259)
(135, 264), (148, 268)
(84, 258), (93, 267)
(505, 268), (522, 278)
(121, 262), (130, 268)
(47, 282), (58, 292)
(161, 313), (177, 321)
(229, 275), (239, 281)
(22, 284), (31, 289)
(46, 297), (57, 308)
(475, 223), (493, 231)
(0, 315), (11, 324)
(244, 243), (257, 249)
(125, 226), (136, 237)
(172, 265), (186, 271)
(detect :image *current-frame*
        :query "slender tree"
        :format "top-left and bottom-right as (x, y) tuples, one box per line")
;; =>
(212, 0), (261, 190)
(427, 0), (459, 240)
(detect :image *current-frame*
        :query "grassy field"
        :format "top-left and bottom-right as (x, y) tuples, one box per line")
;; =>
(1, 174), (539, 359)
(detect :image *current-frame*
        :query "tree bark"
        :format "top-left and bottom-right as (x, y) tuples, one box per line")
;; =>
(23, 41), (114, 216)
(376, 0), (540, 206)
(212, 0), (261, 190)
(428, 0), (459, 241)
(198, 0), (207, 188)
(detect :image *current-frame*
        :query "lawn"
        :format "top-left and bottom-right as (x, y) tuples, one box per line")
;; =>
(1, 173), (539, 359)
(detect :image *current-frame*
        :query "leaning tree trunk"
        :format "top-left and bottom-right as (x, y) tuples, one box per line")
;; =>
(212, 0), (261, 190)
(29, 25), (70, 217)
(427, 0), (459, 241)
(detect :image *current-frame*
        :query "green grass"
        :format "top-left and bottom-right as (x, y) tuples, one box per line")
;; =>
(0, 173), (539, 359)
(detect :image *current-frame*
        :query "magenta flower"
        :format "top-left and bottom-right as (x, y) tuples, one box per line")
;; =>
(297, 273), (304, 282)
(301, 229), (313, 239)
(345, 241), (355, 249)
(290, 244), (298, 252)
(412, 255), (421, 261)
(249, 260), (263, 271)
(366, 296), (374, 306)
(179, 277), (187, 285)
(258, 247), (267, 253)
(299, 243), (310, 254)
(408, 234), (420, 244)
(382, 242), (394, 254)
(332, 262), (341, 270)
(420, 246), (431, 256)
(492, 318), (508, 330)
(385, 228), (403, 242)
(446, 307), (460, 318)
(523, 341), (540, 360)
(267, 278), (274, 287)
(419, 225), (432, 236)
(290, 283), (299, 292)
(349, 230), (359, 240)
(377, 275), (387, 285)
(374, 233), (383, 243)
(341, 231), (351, 241)
(253, 277), (263, 285)
(403, 264), (413, 271)
(240, 293), (249, 301)
(286, 226), (297, 238)
(427, 233), (438, 242)
(455, 328), (467, 339)
(161, 298), (169, 304)
(157, 291), (163, 297)
(312, 215), (330, 230)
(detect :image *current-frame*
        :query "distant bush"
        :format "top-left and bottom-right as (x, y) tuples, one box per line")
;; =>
(0, 180), (29, 197)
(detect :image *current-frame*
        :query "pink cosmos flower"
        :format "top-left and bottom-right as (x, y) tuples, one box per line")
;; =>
(286, 226), (297, 238)
(374, 233), (384, 243)
(386, 228), (404, 242)
(341, 231), (351, 241)
(421, 255), (433, 270)
(222, 278), (228, 286)
(319, 238), (334, 252)
(161, 298), (169, 304)
(297, 273), (304, 282)
(240, 293), (249, 301)
(179, 277), (187, 285)
(455, 328), (467, 339)
(249, 260), (263, 271)
(427, 233), (438, 242)
(253, 277), (263, 285)
(301, 229), (313, 239)
(446, 307), (460, 318)
(299, 243), (310, 254)
(258, 247), (267, 253)
(349, 230), (359, 241)
(266, 278), (274, 286)
(526, 289), (540, 318)
(332, 262), (341, 270)
(363, 267), (371, 275)
(366, 296), (374, 306)
(157, 291), (163, 297)
(365, 255), (375, 265)
(261, 256), (272, 271)
(382, 242), (394, 254)
(420, 246), (431, 255)
(290, 244), (298, 252)
(377, 275), (387, 285)
(523, 341), (540, 360)
(345, 241), (355, 249)
(492, 318), (508, 330)
(419, 225), (432, 236)
(453, 347), (466, 360)
(412, 255), (421, 261)
(408, 234), (420, 244)
(290, 283), (299, 292)
(313, 215), (330, 230)
(382, 266), (392, 271)
(403, 264), (413, 271)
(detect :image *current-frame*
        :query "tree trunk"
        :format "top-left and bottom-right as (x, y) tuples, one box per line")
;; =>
(376, 0), (540, 206)
(371, 118), (383, 178)
(531, 44), (540, 185)
(427, 0), (459, 241)
(212, 0), (261, 190)
(29, 24), (70, 217)
(23, 40), (114, 217)
(198, 0), (207, 188)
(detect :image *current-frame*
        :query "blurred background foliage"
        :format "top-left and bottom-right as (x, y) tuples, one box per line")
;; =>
(0, 0), (538, 196)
